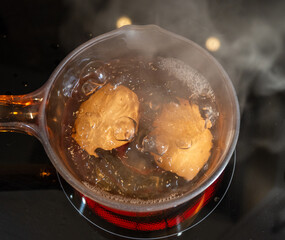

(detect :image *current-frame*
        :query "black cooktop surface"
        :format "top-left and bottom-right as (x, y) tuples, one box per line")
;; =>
(1, 1), (285, 239)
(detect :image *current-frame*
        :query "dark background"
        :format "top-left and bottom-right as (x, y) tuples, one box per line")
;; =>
(1, 0), (285, 239)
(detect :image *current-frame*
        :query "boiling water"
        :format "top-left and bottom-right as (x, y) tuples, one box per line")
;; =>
(62, 57), (219, 203)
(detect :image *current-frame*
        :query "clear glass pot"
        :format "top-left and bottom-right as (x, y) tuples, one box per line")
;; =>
(0, 25), (239, 216)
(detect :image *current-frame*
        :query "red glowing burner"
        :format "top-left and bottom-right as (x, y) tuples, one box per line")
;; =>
(81, 176), (221, 232)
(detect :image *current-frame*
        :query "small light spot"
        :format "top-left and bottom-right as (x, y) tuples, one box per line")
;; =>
(40, 171), (51, 177)
(79, 197), (86, 213)
(214, 196), (220, 202)
(28, 112), (34, 119)
(116, 16), (132, 28)
(205, 37), (221, 52)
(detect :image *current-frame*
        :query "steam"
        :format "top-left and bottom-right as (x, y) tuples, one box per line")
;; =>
(217, 19), (283, 105)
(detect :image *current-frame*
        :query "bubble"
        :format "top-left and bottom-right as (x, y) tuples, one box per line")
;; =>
(113, 117), (136, 141)
(80, 60), (107, 83)
(80, 61), (107, 96)
(156, 140), (169, 156)
(81, 79), (99, 96)
(175, 138), (192, 149)
(142, 136), (169, 156)
(141, 136), (156, 152)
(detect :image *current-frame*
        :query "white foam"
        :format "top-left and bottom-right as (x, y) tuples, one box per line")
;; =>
(157, 57), (215, 101)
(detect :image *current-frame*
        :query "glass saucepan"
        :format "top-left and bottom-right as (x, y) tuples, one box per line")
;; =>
(0, 25), (240, 214)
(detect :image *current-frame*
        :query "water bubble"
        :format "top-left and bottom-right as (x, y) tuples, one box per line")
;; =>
(142, 136), (156, 152)
(157, 142), (169, 156)
(80, 61), (107, 86)
(81, 79), (99, 96)
(142, 136), (168, 156)
(113, 117), (136, 141)
(175, 138), (192, 149)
